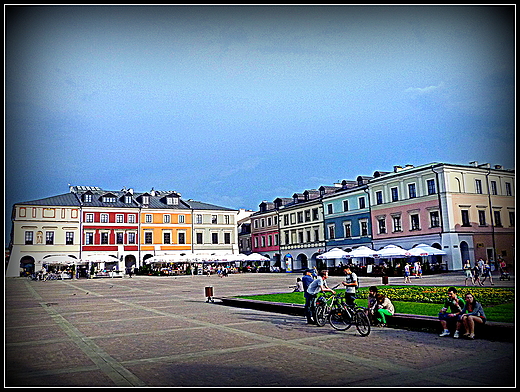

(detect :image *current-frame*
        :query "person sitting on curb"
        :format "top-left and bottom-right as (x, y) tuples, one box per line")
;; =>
(454, 293), (487, 339)
(438, 287), (465, 337)
(373, 293), (395, 327)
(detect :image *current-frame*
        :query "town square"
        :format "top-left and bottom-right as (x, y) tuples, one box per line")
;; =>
(5, 271), (514, 387)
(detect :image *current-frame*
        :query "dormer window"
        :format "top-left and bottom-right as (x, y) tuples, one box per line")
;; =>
(166, 196), (179, 205)
(142, 195), (150, 205)
(83, 193), (92, 203)
(102, 196), (116, 203)
(124, 196), (132, 204)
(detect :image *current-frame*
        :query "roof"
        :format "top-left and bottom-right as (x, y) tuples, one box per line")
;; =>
(16, 193), (81, 207)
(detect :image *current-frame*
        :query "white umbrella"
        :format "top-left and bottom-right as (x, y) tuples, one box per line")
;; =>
(41, 255), (79, 265)
(317, 248), (350, 259)
(407, 244), (446, 256)
(372, 245), (408, 259)
(246, 253), (270, 261)
(82, 254), (120, 263)
(347, 246), (375, 258)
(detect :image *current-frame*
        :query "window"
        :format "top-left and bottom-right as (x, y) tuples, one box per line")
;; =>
(475, 179), (483, 194)
(196, 214), (202, 224)
(461, 210), (471, 227)
(128, 232), (136, 244)
(128, 214), (136, 224)
(327, 204), (333, 214)
(163, 232), (171, 244)
(86, 213), (94, 223)
(376, 191), (383, 205)
(212, 232), (219, 244)
(116, 214), (124, 223)
(358, 197), (366, 209)
(163, 214), (171, 223)
(391, 187), (399, 202)
(343, 222), (351, 238)
(85, 232), (94, 245)
(145, 232), (153, 244)
(101, 214), (109, 223)
(430, 211), (440, 228)
(45, 231), (54, 245)
(124, 196), (132, 204)
(343, 200), (349, 211)
(427, 179), (436, 195)
(25, 231), (34, 245)
(224, 232), (231, 244)
(102, 196), (116, 203)
(179, 232), (186, 244)
(378, 218), (386, 234)
(304, 210), (311, 222)
(505, 182), (512, 196)
(490, 181), (497, 195)
(142, 195), (150, 204)
(179, 215), (185, 223)
(224, 215), (230, 225)
(410, 215), (420, 231)
(297, 212), (303, 223)
(101, 232), (109, 244)
(298, 231), (304, 243)
(312, 208), (319, 220)
(66, 232), (74, 245)
(116, 232), (124, 244)
(145, 214), (152, 223)
(360, 221), (368, 236)
(283, 215), (289, 226)
(392, 216), (402, 232)
(166, 196), (178, 205)
(196, 232), (203, 244)
(328, 224), (335, 240)
(408, 183), (416, 198)
(493, 210), (502, 227)
(83, 193), (92, 203)
(509, 211), (515, 227)
(211, 215), (217, 224)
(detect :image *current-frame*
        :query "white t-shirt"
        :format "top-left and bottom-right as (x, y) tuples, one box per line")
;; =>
(344, 272), (358, 294)
(307, 276), (326, 295)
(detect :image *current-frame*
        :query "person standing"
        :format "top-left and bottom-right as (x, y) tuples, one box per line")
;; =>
(306, 270), (335, 324)
(481, 260), (494, 285)
(463, 260), (474, 286)
(403, 263), (411, 283)
(302, 269), (315, 324)
(341, 266), (358, 306)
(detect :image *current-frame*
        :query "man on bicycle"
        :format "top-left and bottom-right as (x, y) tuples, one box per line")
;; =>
(342, 266), (358, 306)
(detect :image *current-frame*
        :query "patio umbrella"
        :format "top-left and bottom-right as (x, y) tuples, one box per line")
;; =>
(41, 255), (79, 265)
(407, 244), (446, 256)
(347, 246), (375, 258)
(372, 245), (409, 259)
(246, 253), (270, 261)
(317, 248), (350, 259)
(82, 254), (120, 263)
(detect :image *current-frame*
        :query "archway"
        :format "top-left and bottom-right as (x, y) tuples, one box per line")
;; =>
(20, 256), (35, 276)
(125, 255), (137, 270)
(460, 241), (470, 265)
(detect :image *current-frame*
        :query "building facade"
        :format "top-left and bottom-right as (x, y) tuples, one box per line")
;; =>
(7, 186), (239, 277)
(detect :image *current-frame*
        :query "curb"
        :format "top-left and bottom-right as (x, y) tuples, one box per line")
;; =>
(216, 297), (514, 342)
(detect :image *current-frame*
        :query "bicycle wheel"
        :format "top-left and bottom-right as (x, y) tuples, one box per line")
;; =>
(329, 307), (352, 331)
(354, 309), (371, 336)
(315, 304), (328, 327)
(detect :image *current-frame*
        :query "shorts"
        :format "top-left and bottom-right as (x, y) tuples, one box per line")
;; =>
(438, 312), (457, 321)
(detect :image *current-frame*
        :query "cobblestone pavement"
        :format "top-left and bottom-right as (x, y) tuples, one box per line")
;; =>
(5, 272), (515, 387)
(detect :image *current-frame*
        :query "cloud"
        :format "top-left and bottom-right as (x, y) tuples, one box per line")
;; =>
(405, 82), (445, 96)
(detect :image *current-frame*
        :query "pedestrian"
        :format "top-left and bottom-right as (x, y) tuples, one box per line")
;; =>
(341, 265), (358, 306)
(403, 263), (411, 283)
(292, 277), (304, 292)
(302, 269), (315, 324)
(438, 287), (465, 337)
(481, 260), (494, 285)
(473, 264), (483, 286)
(463, 260), (473, 286)
(306, 270), (335, 324)
(373, 293), (395, 326)
(455, 293), (487, 339)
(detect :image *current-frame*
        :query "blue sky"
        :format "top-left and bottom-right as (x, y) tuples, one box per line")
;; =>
(5, 5), (515, 241)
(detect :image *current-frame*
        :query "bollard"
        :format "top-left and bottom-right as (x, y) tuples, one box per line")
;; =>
(382, 276), (389, 285)
(205, 286), (214, 302)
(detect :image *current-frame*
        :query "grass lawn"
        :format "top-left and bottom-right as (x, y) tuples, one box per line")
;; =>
(238, 285), (514, 323)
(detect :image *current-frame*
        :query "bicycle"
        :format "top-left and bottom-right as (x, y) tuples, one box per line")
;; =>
(314, 286), (371, 337)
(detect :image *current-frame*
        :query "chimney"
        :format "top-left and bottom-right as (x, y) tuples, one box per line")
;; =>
(469, 161), (478, 167)
(394, 165), (403, 172)
(494, 165), (503, 170)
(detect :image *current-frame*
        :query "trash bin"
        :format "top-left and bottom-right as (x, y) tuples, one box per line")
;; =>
(205, 286), (214, 302)
(382, 276), (389, 285)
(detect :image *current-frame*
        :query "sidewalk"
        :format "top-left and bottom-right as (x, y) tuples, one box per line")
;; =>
(5, 272), (515, 387)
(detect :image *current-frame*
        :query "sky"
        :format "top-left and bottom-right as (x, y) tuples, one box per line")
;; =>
(4, 5), (515, 243)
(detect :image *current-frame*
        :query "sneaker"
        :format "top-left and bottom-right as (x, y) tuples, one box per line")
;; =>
(439, 330), (451, 337)
(453, 331), (460, 338)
